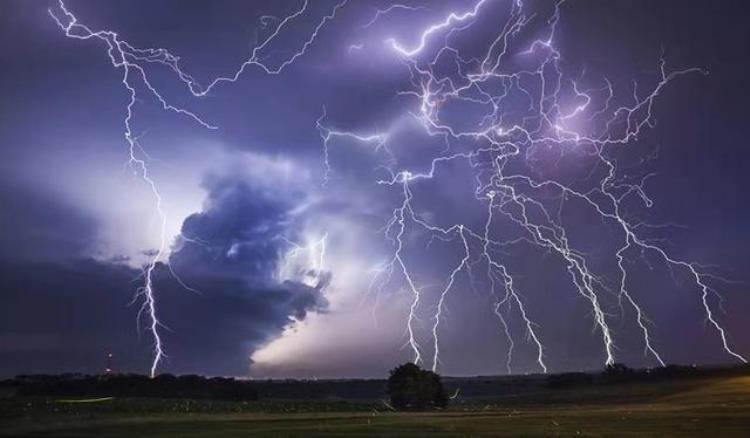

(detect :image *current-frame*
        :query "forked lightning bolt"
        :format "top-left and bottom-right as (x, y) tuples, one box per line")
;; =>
(49, 0), (346, 376)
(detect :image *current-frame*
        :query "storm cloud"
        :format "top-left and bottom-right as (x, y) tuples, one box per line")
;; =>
(0, 173), (328, 377)
(159, 176), (329, 375)
(1, 0), (749, 378)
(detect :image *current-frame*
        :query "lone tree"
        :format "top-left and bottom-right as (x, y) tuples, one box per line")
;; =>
(387, 363), (447, 410)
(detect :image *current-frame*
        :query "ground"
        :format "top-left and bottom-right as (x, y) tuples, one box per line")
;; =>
(2, 375), (749, 437)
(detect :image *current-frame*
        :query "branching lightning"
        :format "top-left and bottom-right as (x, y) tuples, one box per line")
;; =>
(323, 0), (747, 372)
(278, 233), (330, 289)
(49, 0), (217, 376)
(49, 0), (346, 376)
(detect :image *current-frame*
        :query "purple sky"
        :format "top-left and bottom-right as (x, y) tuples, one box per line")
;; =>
(0, 0), (749, 378)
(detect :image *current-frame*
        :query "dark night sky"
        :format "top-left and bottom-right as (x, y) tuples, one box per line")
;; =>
(0, 0), (749, 378)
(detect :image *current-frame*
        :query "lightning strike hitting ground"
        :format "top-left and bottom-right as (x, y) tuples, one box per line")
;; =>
(49, 0), (347, 376)
(49, 0), (216, 377)
(323, 0), (747, 372)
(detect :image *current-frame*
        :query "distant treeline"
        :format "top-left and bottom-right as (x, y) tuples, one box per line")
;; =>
(547, 363), (750, 388)
(2, 374), (387, 401)
(4, 374), (260, 401)
(2, 364), (747, 402)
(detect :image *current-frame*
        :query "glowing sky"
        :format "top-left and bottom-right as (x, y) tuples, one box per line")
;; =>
(1, 0), (749, 378)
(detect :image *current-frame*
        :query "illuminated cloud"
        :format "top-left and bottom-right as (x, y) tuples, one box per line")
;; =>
(0, 0), (748, 378)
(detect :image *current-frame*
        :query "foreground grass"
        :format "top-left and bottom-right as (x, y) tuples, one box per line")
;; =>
(2, 376), (749, 437)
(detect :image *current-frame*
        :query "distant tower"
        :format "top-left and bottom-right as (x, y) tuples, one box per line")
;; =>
(105, 352), (114, 374)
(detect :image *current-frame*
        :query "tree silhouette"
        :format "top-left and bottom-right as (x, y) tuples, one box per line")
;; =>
(387, 363), (447, 410)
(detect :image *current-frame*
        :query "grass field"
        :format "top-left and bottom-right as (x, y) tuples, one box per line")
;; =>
(2, 375), (749, 437)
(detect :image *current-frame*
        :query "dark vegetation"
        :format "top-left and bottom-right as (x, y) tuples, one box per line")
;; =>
(2, 374), (384, 402)
(386, 363), (447, 410)
(5, 374), (259, 401)
(546, 363), (744, 388)
(1, 365), (748, 436)
(1, 363), (747, 403)
(1, 366), (749, 437)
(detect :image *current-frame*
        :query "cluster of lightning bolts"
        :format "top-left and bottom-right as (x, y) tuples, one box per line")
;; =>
(49, 0), (746, 377)
(49, 0), (346, 377)
(321, 0), (747, 373)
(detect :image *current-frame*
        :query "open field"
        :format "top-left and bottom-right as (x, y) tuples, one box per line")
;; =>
(2, 375), (749, 437)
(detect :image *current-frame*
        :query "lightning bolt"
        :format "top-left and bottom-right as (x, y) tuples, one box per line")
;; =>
(361, 4), (429, 30)
(316, 107), (389, 187)
(278, 233), (329, 288)
(386, 0), (488, 57)
(49, 0), (346, 376)
(49, 0), (218, 376)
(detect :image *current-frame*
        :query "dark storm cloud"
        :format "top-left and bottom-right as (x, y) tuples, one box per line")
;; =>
(154, 176), (328, 375)
(0, 174), (327, 377)
(151, 267), (328, 376)
(174, 176), (294, 282)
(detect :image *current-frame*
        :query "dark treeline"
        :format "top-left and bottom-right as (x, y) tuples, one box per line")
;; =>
(2, 374), (387, 401)
(2, 364), (747, 402)
(5, 374), (260, 401)
(547, 363), (750, 388)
